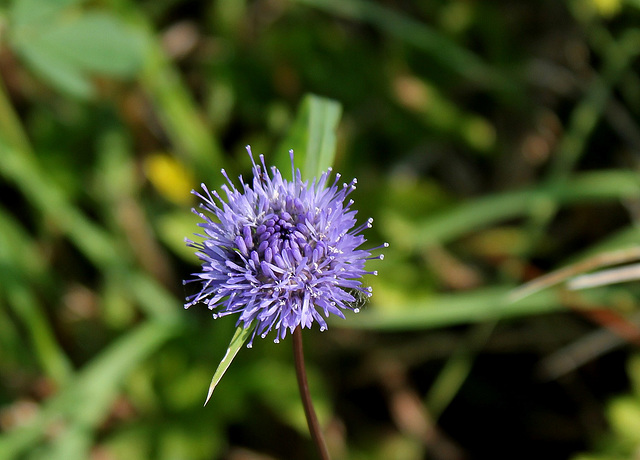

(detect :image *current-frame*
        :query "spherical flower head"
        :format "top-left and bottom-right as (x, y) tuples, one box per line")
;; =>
(184, 146), (386, 346)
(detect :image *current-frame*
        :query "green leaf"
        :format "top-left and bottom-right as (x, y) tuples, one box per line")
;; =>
(9, 0), (79, 29)
(275, 94), (342, 180)
(9, 2), (145, 98)
(17, 43), (93, 98)
(35, 13), (145, 76)
(204, 323), (256, 406)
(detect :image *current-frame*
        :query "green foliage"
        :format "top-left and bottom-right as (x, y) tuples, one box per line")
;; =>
(275, 93), (342, 180)
(1, 0), (640, 458)
(572, 354), (640, 460)
(204, 323), (256, 406)
(8, 0), (145, 98)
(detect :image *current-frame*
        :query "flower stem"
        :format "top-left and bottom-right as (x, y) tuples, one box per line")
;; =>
(293, 326), (331, 460)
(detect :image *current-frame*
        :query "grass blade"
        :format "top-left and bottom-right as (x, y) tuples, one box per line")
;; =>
(382, 170), (640, 250)
(0, 320), (181, 460)
(304, 94), (342, 179)
(275, 93), (342, 180)
(205, 323), (256, 406)
(347, 286), (562, 331)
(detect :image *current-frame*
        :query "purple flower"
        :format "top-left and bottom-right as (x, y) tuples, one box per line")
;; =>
(184, 146), (386, 346)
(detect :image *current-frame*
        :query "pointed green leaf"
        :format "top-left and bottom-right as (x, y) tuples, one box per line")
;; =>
(204, 323), (256, 405)
(303, 94), (342, 179)
(275, 94), (342, 180)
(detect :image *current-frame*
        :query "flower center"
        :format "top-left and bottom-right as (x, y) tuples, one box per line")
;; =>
(255, 211), (298, 255)
(233, 206), (319, 277)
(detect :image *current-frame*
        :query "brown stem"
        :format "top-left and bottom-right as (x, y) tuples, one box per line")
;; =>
(293, 326), (331, 460)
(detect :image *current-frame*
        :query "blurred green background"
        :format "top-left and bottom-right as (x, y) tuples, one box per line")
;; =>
(2, 0), (640, 459)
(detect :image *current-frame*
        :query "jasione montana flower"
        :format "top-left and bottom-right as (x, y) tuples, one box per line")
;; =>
(184, 146), (386, 346)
